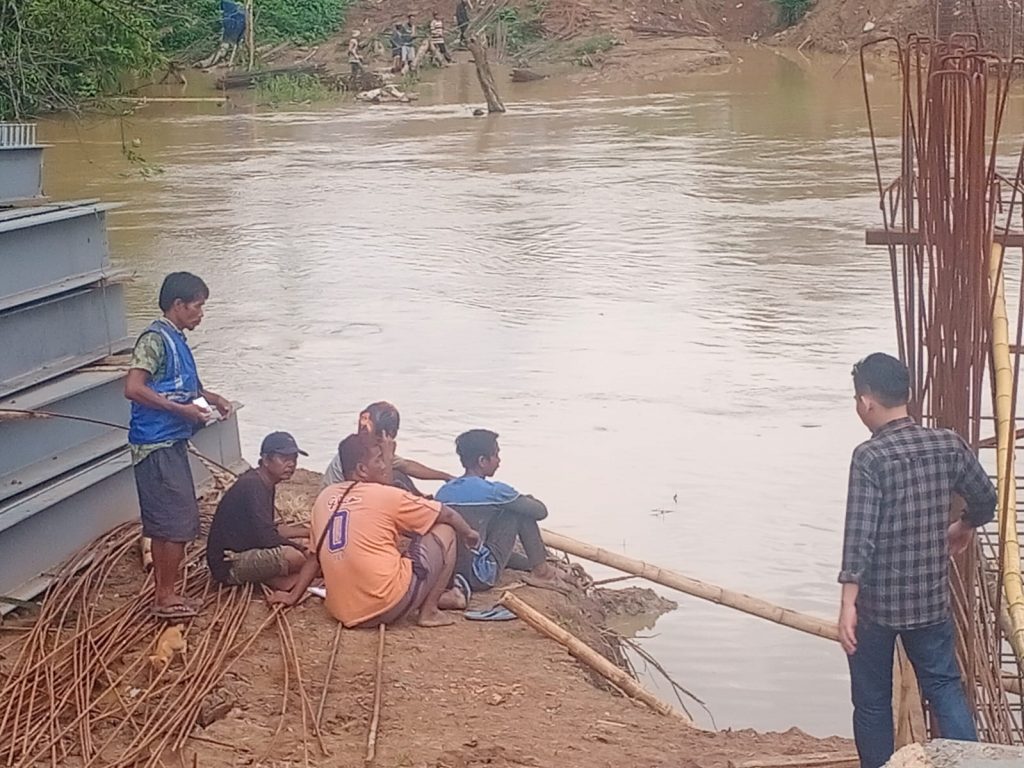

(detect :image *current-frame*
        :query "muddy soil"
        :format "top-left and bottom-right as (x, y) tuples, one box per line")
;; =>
(0, 469), (851, 767)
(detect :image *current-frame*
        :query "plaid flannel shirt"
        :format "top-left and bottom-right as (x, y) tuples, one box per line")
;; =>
(839, 417), (996, 629)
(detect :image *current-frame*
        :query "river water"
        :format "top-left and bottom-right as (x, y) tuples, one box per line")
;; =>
(40, 48), (934, 736)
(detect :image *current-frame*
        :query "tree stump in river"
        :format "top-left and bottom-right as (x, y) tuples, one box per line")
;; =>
(466, 36), (506, 114)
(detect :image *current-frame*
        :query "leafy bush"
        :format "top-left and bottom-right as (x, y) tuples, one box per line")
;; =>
(255, 73), (332, 104)
(0, 0), (351, 118)
(774, 0), (811, 27)
(574, 34), (617, 58)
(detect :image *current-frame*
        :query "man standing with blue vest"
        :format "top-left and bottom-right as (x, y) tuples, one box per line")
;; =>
(125, 272), (231, 619)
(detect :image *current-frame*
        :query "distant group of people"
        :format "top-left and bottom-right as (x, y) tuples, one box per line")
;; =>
(126, 273), (998, 768)
(352, 2), (473, 77)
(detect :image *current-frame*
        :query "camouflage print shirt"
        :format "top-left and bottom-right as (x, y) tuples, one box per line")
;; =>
(128, 329), (179, 465)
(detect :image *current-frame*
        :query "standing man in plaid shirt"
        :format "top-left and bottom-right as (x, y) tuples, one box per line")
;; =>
(839, 353), (996, 768)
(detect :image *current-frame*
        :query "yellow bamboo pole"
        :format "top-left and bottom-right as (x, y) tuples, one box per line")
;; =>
(988, 242), (1024, 664)
(540, 530), (839, 642)
(499, 592), (692, 724)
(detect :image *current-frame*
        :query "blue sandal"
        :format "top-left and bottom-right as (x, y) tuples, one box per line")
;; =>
(464, 605), (516, 622)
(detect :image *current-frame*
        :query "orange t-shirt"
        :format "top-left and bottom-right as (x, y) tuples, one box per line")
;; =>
(310, 481), (441, 627)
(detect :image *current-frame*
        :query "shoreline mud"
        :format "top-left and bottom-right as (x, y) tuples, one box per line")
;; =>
(0, 468), (853, 767)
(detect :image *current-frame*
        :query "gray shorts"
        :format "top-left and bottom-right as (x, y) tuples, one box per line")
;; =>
(356, 531), (446, 627)
(133, 441), (200, 543)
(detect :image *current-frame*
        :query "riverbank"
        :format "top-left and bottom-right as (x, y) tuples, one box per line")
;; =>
(0, 468), (852, 766)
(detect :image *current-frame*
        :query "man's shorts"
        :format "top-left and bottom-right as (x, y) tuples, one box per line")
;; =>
(133, 441), (200, 543)
(223, 546), (290, 585)
(356, 531), (447, 627)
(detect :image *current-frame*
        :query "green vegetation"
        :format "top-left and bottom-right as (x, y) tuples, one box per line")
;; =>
(573, 34), (617, 62)
(254, 73), (332, 105)
(491, 2), (545, 55)
(0, 0), (349, 119)
(773, 0), (811, 27)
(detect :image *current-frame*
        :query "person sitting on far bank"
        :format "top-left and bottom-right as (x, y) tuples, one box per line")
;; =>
(269, 433), (480, 628)
(321, 401), (453, 495)
(206, 432), (313, 590)
(125, 272), (232, 620)
(839, 353), (996, 768)
(435, 429), (566, 592)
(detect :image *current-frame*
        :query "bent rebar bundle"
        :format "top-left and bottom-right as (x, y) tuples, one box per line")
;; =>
(863, 34), (1024, 742)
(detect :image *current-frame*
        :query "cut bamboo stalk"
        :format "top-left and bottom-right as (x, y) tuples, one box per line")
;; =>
(728, 753), (859, 768)
(499, 591), (693, 725)
(541, 530), (839, 642)
(988, 242), (1024, 667)
(317, 623), (342, 728)
(364, 624), (385, 764)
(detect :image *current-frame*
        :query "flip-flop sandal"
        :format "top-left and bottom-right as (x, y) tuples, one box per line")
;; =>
(151, 602), (199, 620)
(464, 606), (516, 622)
(453, 574), (472, 604)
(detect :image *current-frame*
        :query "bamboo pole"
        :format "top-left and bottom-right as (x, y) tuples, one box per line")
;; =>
(245, 0), (255, 71)
(988, 242), (1024, 665)
(541, 530), (839, 642)
(316, 623), (342, 728)
(499, 592), (693, 724)
(728, 754), (859, 768)
(364, 624), (385, 764)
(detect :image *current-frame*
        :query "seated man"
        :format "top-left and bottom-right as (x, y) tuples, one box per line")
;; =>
(207, 432), (311, 589)
(320, 401), (453, 495)
(435, 429), (564, 591)
(271, 433), (480, 628)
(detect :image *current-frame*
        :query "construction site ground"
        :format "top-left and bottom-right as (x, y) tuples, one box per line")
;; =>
(0, 469), (853, 767)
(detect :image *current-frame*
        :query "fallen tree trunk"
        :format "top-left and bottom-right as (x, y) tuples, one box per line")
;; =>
(217, 63), (325, 89)
(500, 592), (692, 724)
(541, 530), (840, 642)
(466, 36), (506, 113)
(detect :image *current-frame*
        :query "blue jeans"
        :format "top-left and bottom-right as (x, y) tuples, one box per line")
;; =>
(848, 618), (976, 768)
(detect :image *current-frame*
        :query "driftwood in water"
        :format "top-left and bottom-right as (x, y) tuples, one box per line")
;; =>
(541, 529), (840, 642)
(217, 63), (325, 89)
(510, 68), (546, 82)
(466, 36), (506, 113)
(499, 592), (692, 724)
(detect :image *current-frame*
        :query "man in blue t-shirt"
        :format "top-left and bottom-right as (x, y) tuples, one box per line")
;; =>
(435, 429), (565, 591)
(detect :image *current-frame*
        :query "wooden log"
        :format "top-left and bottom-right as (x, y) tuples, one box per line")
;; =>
(216, 64), (324, 90)
(499, 591), (693, 724)
(466, 36), (506, 113)
(728, 753), (859, 768)
(541, 530), (839, 642)
(365, 624), (385, 764)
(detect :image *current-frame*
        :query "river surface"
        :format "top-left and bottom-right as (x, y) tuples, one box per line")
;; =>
(38, 48), (984, 737)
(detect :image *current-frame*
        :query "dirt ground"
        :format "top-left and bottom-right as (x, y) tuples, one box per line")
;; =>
(1, 468), (852, 767)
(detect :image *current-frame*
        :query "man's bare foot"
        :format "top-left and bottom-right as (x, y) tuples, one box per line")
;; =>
(438, 588), (468, 611)
(418, 607), (456, 627)
(523, 573), (572, 594)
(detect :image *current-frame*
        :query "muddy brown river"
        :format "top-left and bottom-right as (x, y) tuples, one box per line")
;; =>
(39, 48), (966, 737)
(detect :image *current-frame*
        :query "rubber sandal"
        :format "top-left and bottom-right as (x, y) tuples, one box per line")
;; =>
(464, 605), (516, 622)
(151, 602), (199, 620)
(453, 574), (472, 604)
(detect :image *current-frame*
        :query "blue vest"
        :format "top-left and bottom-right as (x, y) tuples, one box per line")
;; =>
(128, 319), (201, 446)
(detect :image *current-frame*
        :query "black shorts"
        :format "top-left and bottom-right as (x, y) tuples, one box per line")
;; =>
(133, 441), (200, 543)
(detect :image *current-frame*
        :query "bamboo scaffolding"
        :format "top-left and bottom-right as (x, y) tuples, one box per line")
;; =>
(499, 592), (692, 724)
(540, 530), (839, 642)
(988, 242), (1024, 665)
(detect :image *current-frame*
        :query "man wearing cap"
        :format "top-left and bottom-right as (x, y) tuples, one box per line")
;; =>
(206, 432), (314, 590)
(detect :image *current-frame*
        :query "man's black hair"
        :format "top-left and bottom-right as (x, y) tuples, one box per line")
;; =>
(852, 353), (910, 408)
(455, 429), (499, 470)
(159, 272), (210, 312)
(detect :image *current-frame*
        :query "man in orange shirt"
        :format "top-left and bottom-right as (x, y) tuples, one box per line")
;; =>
(269, 433), (480, 628)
